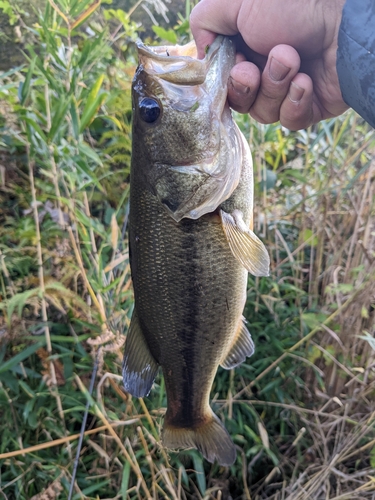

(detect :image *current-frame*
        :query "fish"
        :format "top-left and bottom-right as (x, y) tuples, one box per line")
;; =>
(122, 36), (270, 466)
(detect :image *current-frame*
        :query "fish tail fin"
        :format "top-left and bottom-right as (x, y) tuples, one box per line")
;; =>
(162, 411), (236, 466)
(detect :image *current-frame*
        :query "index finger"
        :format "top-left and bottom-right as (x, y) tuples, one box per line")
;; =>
(190, 0), (242, 58)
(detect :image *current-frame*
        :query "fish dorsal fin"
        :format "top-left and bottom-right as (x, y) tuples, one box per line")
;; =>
(220, 317), (255, 370)
(122, 309), (159, 397)
(220, 209), (270, 277)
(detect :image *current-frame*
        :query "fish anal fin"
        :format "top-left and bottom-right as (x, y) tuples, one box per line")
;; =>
(220, 209), (270, 277)
(122, 309), (159, 398)
(220, 316), (254, 370)
(162, 411), (236, 466)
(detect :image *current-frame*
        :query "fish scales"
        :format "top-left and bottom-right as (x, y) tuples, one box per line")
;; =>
(130, 176), (249, 422)
(123, 36), (270, 466)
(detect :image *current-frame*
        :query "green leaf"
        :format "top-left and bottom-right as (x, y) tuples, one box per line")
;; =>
(49, 334), (90, 343)
(301, 229), (318, 247)
(358, 332), (375, 351)
(48, 95), (72, 141)
(264, 447), (280, 466)
(78, 141), (103, 165)
(23, 398), (36, 422)
(71, 0), (101, 30)
(121, 460), (131, 499)
(39, 13), (65, 67)
(79, 480), (110, 497)
(191, 451), (206, 495)
(79, 74), (107, 132)
(307, 345), (321, 364)
(0, 341), (45, 375)
(301, 312), (328, 330)
(0, 65), (24, 79)
(0, 0), (19, 25)
(70, 0), (95, 17)
(19, 380), (36, 398)
(152, 26), (178, 44)
(70, 99), (80, 139)
(244, 424), (261, 443)
(175, 19), (189, 35)
(283, 169), (309, 183)
(75, 158), (105, 193)
(20, 56), (37, 105)
(22, 116), (48, 143)
(7, 288), (41, 318)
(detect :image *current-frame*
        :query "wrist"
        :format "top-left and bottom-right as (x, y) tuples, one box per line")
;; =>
(321, 0), (346, 50)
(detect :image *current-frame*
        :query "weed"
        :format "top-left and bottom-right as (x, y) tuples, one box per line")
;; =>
(0, 1), (375, 499)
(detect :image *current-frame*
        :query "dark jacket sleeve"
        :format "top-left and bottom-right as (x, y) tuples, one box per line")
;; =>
(336, 0), (375, 128)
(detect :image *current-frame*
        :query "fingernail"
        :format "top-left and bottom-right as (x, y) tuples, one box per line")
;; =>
(229, 76), (250, 95)
(269, 57), (290, 82)
(289, 81), (305, 103)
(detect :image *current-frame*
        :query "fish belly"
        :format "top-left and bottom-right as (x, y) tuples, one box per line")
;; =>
(130, 185), (247, 417)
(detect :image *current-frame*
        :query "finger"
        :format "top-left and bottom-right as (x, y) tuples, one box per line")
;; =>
(279, 73), (315, 130)
(249, 44), (301, 124)
(190, 0), (241, 58)
(228, 61), (261, 114)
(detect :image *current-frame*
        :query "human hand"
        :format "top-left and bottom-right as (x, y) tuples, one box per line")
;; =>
(190, 0), (349, 130)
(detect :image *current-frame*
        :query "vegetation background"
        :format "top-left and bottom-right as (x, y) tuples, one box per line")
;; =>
(0, 1), (375, 499)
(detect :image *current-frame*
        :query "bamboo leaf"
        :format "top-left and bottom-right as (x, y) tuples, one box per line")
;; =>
(38, 17), (65, 67)
(71, 0), (101, 30)
(191, 452), (206, 495)
(79, 74), (106, 132)
(70, 0), (94, 16)
(22, 116), (48, 143)
(70, 99), (80, 139)
(79, 93), (107, 133)
(47, 0), (70, 26)
(20, 57), (36, 105)
(48, 95), (72, 141)
(78, 142), (102, 165)
(75, 158), (105, 193)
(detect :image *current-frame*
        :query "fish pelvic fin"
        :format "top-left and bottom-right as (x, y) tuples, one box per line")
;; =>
(220, 316), (254, 369)
(220, 209), (270, 277)
(122, 308), (159, 398)
(162, 411), (236, 466)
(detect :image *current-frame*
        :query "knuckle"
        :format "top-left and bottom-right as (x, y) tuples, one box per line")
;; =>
(260, 81), (290, 103)
(189, 9), (198, 30)
(249, 107), (277, 125)
(280, 111), (311, 131)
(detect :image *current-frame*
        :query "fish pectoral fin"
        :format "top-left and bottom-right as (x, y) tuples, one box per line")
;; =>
(220, 209), (270, 276)
(162, 411), (236, 466)
(220, 316), (255, 370)
(122, 309), (159, 398)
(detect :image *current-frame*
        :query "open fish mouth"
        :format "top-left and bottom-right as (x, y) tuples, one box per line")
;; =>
(135, 37), (243, 222)
(137, 40), (204, 85)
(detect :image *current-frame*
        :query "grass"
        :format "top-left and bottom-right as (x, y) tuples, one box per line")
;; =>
(1, 1), (375, 499)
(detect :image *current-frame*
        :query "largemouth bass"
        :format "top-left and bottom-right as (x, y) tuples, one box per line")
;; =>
(123, 36), (269, 466)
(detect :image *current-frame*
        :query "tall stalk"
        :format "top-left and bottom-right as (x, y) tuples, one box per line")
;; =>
(26, 146), (65, 425)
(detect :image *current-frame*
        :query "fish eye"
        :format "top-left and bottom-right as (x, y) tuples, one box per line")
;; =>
(139, 97), (161, 123)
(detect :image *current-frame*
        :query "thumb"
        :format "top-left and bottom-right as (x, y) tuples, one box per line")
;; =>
(190, 0), (242, 58)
